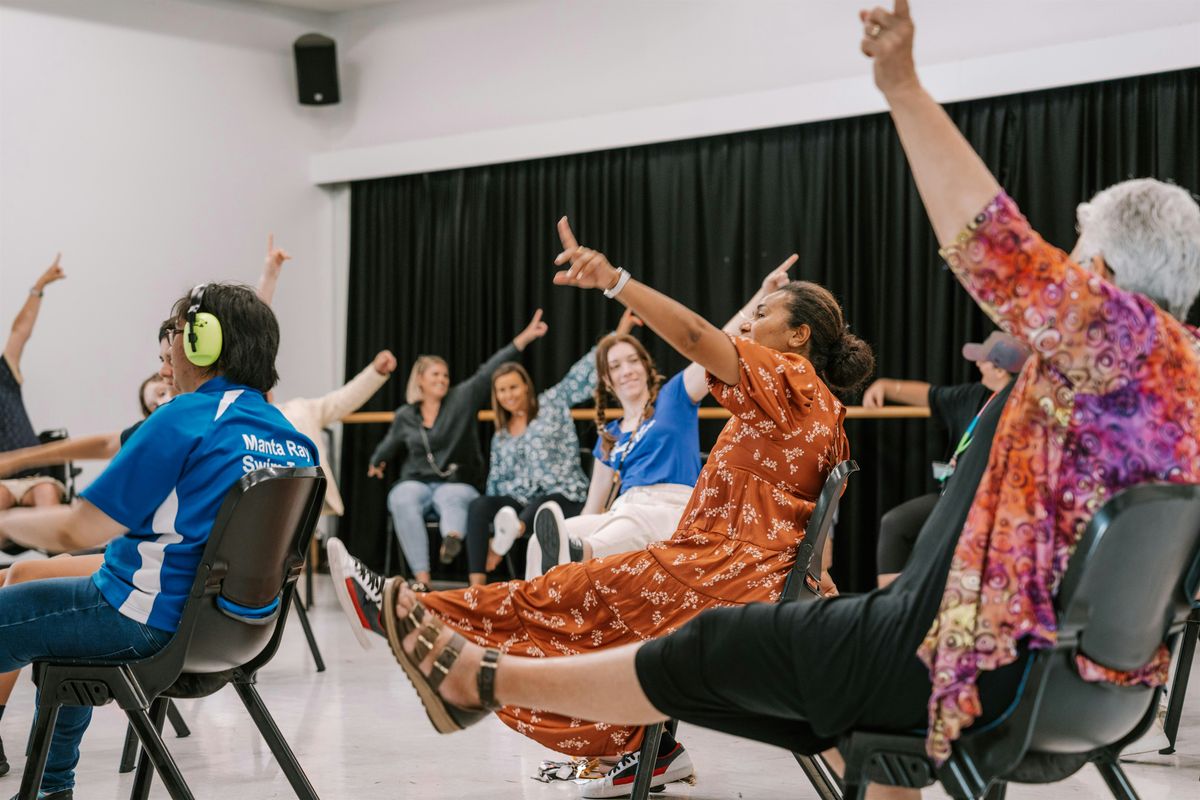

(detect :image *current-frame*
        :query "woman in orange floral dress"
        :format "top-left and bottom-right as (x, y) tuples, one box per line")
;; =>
(330, 220), (874, 765)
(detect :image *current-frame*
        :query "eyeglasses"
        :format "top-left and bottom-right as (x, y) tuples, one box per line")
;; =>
(165, 327), (185, 346)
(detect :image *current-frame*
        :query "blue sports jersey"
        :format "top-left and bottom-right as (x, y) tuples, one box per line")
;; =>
(85, 376), (317, 632)
(593, 371), (702, 494)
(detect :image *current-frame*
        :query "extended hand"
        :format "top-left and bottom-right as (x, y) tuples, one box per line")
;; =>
(36, 254), (65, 290)
(761, 253), (798, 293)
(861, 379), (887, 409)
(553, 217), (621, 291)
(615, 308), (643, 336)
(373, 350), (398, 376)
(859, 0), (918, 96)
(367, 462), (386, 479)
(265, 233), (292, 272)
(514, 308), (549, 350)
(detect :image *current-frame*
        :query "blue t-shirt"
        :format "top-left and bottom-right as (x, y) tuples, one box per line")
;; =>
(593, 371), (702, 494)
(85, 376), (317, 632)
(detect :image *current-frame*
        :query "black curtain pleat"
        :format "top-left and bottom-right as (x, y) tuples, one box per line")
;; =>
(338, 68), (1200, 590)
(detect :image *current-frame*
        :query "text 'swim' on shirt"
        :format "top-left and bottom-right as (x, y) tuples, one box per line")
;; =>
(241, 432), (312, 472)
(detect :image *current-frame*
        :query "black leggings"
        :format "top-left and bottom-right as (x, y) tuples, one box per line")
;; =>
(465, 493), (584, 575)
(875, 492), (939, 575)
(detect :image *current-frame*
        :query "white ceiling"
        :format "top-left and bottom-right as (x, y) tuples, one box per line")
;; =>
(242, 0), (397, 11)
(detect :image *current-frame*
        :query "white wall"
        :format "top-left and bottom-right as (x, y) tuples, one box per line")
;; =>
(0, 0), (347, 486)
(313, 0), (1200, 182)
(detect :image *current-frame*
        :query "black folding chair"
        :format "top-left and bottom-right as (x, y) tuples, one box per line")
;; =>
(835, 482), (1200, 800)
(36, 428), (81, 501)
(19, 466), (327, 800)
(628, 460), (859, 800)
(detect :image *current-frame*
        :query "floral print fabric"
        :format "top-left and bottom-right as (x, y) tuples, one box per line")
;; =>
(422, 336), (848, 756)
(919, 192), (1200, 762)
(485, 348), (595, 504)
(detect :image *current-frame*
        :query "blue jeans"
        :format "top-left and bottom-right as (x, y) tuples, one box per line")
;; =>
(0, 576), (173, 792)
(387, 480), (479, 574)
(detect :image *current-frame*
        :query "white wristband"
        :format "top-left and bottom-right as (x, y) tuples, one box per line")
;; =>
(603, 268), (632, 299)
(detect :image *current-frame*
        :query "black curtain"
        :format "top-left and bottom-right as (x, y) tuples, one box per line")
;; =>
(338, 68), (1200, 591)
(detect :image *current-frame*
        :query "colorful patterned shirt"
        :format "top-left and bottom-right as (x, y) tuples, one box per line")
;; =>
(485, 348), (596, 504)
(919, 192), (1200, 762)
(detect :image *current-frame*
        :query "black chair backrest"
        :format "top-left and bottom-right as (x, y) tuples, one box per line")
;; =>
(1057, 482), (1200, 671)
(36, 428), (74, 495)
(782, 460), (859, 602)
(133, 466), (325, 697)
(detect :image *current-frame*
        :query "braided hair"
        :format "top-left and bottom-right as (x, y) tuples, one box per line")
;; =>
(593, 333), (666, 460)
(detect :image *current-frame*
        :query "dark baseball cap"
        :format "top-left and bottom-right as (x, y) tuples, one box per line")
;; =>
(961, 332), (1032, 374)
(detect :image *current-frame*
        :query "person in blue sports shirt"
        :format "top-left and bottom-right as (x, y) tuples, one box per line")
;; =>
(0, 283), (316, 800)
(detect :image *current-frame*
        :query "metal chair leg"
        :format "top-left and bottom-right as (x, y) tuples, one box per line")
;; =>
(629, 722), (665, 800)
(233, 680), (320, 800)
(984, 780), (1008, 799)
(18, 701), (59, 800)
(119, 722), (140, 773)
(794, 753), (844, 800)
(1095, 754), (1141, 800)
(127, 701), (195, 800)
(167, 700), (191, 738)
(293, 599), (326, 672)
(1161, 613), (1198, 754)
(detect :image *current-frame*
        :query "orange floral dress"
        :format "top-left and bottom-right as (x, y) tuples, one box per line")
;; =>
(421, 336), (849, 756)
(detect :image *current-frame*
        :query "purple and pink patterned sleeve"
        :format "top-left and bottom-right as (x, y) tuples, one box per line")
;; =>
(940, 192), (1158, 395)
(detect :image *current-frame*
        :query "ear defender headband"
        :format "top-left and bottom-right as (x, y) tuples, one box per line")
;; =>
(184, 284), (223, 367)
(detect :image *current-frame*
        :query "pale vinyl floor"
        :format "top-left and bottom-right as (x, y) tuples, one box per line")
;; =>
(2, 579), (1197, 800)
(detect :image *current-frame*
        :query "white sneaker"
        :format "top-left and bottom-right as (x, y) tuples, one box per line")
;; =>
(326, 537), (386, 651)
(580, 744), (694, 798)
(534, 501), (569, 575)
(490, 506), (521, 556)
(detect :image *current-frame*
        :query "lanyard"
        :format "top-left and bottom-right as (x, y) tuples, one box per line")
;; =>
(949, 391), (998, 466)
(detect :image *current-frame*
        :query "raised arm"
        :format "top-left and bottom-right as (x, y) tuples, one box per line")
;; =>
(4, 255), (66, 370)
(0, 433), (121, 478)
(861, 0), (999, 246)
(554, 218), (740, 386)
(256, 234), (292, 306)
(460, 311), (548, 407)
(315, 350), (396, 427)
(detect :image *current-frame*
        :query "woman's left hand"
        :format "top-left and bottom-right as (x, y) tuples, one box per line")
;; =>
(553, 217), (621, 291)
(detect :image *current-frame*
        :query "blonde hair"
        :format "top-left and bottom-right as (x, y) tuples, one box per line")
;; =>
(593, 334), (664, 460)
(490, 362), (539, 432)
(405, 355), (449, 404)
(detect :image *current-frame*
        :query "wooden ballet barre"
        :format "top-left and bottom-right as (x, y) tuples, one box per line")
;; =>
(341, 406), (931, 424)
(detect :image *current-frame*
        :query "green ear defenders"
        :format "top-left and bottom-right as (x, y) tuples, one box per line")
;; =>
(184, 284), (223, 367)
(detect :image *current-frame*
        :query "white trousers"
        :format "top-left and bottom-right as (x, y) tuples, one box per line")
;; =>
(524, 483), (693, 580)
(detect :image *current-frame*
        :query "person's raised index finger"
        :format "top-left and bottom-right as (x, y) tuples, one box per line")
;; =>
(268, 233), (274, 252)
(52, 252), (61, 267)
(557, 216), (579, 251)
(779, 253), (799, 272)
(894, 0), (910, 20)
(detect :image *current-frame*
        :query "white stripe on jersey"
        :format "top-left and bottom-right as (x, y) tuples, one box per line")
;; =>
(215, 389), (244, 421)
(118, 488), (184, 624)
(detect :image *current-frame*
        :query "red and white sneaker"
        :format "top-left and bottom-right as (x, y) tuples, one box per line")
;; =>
(580, 744), (695, 798)
(326, 537), (387, 650)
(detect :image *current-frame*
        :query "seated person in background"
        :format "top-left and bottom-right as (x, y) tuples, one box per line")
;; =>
(0, 283), (316, 800)
(862, 331), (1030, 587)
(454, 310), (641, 587)
(0, 256), (68, 512)
(526, 255), (799, 579)
(370, 10), (1200, 800)
(329, 216), (870, 794)
(366, 312), (549, 588)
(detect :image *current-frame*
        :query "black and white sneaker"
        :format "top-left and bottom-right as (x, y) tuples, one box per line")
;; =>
(327, 537), (386, 649)
(490, 506), (521, 556)
(580, 744), (694, 798)
(534, 501), (570, 575)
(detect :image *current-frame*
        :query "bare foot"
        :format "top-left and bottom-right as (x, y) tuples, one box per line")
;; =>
(393, 581), (485, 709)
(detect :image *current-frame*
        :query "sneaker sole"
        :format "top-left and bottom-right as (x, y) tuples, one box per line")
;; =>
(582, 752), (694, 798)
(326, 538), (375, 651)
(534, 508), (561, 575)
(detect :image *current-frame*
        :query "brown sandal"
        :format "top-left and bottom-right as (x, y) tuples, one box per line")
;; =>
(381, 577), (502, 734)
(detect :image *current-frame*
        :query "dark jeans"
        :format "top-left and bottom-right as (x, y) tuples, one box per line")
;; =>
(0, 576), (172, 791)
(875, 492), (940, 575)
(465, 493), (584, 575)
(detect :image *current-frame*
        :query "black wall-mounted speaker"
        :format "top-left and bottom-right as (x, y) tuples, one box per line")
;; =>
(293, 33), (340, 106)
